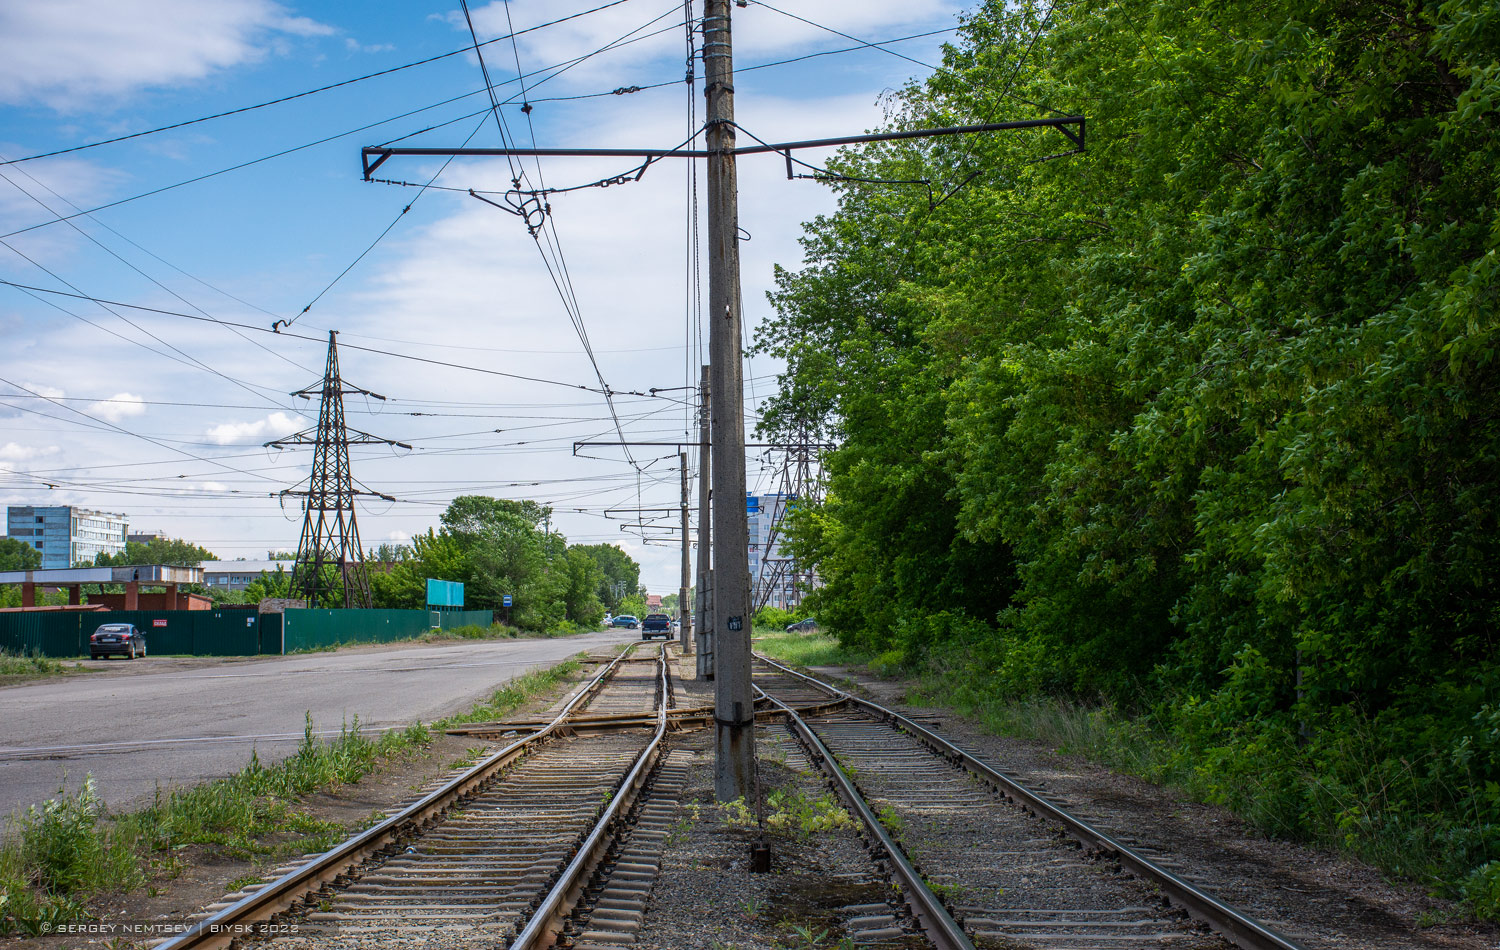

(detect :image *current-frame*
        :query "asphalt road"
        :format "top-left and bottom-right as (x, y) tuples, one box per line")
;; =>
(0, 629), (634, 817)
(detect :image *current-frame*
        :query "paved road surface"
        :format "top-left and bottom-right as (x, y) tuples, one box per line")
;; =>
(0, 630), (633, 817)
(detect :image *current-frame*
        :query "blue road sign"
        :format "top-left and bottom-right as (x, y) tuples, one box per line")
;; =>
(503, 594), (513, 607)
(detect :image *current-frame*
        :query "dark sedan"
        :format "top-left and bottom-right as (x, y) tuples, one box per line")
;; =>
(90, 623), (147, 660)
(785, 618), (820, 633)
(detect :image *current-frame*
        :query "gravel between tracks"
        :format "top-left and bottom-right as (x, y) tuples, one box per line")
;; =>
(636, 721), (919, 950)
(821, 666), (1500, 950)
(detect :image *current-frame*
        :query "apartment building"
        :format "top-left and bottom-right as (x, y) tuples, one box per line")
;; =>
(5, 505), (128, 569)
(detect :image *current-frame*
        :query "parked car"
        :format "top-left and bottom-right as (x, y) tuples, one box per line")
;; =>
(641, 614), (672, 640)
(90, 623), (146, 660)
(611, 614), (640, 630)
(785, 618), (820, 633)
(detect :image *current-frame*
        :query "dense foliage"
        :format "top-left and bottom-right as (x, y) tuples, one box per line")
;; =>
(0, 538), (41, 572)
(91, 537), (216, 568)
(757, 0), (1500, 906)
(367, 496), (634, 631)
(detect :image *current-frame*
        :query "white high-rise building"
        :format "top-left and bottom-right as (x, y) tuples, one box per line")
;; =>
(6, 505), (129, 569)
(746, 493), (815, 611)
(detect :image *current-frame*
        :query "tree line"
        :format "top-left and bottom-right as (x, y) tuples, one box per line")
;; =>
(0, 499), (642, 634)
(757, 0), (1500, 909)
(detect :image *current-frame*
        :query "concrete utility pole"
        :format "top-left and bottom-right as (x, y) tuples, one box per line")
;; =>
(695, 364), (713, 679)
(356, 0), (1084, 811)
(679, 451), (692, 652)
(704, 0), (754, 803)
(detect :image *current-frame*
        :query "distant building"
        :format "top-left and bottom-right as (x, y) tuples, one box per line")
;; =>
(5, 506), (128, 569)
(646, 594), (663, 611)
(747, 493), (817, 611)
(127, 531), (163, 544)
(199, 560), (295, 592)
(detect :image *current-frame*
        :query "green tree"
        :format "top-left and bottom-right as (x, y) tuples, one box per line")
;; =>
(0, 537), (41, 571)
(753, 0), (1500, 901)
(94, 537), (216, 567)
(571, 544), (641, 611)
(561, 547), (605, 627)
(244, 567), (292, 602)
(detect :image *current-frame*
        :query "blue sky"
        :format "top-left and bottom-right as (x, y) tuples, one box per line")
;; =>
(0, 0), (967, 589)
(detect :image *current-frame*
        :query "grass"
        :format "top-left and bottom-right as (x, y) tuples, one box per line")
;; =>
(751, 632), (872, 670)
(0, 649), (84, 682)
(421, 622), (523, 642)
(0, 714), (431, 937)
(0, 649), (589, 936)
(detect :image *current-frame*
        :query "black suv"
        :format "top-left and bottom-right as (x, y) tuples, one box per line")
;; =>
(640, 614), (672, 640)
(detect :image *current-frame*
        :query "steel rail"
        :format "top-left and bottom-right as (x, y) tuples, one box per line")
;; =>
(510, 643), (671, 949)
(445, 695), (848, 734)
(755, 654), (1307, 950)
(154, 645), (639, 950)
(758, 686), (976, 950)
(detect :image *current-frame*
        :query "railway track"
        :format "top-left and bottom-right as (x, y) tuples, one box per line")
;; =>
(157, 644), (667, 950)
(753, 654), (1308, 950)
(157, 641), (1312, 950)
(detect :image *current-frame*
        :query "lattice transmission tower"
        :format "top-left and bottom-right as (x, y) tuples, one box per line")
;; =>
(752, 427), (826, 613)
(267, 331), (408, 608)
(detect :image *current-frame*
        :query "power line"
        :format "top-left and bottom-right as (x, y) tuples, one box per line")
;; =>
(0, 159), (313, 376)
(0, 0), (640, 167)
(275, 114), (489, 331)
(0, 280), (618, 394)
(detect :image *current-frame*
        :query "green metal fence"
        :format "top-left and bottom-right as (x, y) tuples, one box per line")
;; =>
(2, 607), (498, 658)
(0, 611), (88, 657)
(0, 610), (261, 657)
(281, 608), (493, 653)
(437, 609), (494, 631)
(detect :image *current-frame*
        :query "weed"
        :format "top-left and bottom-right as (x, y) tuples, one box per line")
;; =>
(721, 798), (757, 830)
(763, 790), (853, 839)
(923, 879), (968, 901)
(875, 804), (905, 836)
(752, 633), (870, 670)
(741, 896), (764, 919)
(0, 648), (70, 678)
(226, 875), (263, 892)
(783, 922), (830, 949)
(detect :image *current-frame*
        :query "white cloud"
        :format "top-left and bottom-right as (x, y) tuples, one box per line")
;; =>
(387, 530), (411, 543)
(18, 383), (65, 399)
(461, 0), (962, 90)
(0, 442), (58, 461)
(197, 481), (230, 493)
(206, 411), (305, 445)
(345, 37), (394, 54)
(0, 0), (335, 109)
(87, 392), (145, 422)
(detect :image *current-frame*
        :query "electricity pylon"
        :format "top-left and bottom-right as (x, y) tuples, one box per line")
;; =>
(752, 428), (826, 613)
(267, 331), (408, 608)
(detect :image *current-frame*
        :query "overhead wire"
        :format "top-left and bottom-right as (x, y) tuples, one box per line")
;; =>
(0, 160), (313, 376)
(0, 280), (621, 394)
(274, 113), (490, 331)
(0, 0), (640, 167)
(0, 250), (292, 408)
(452, 1), (696, 539)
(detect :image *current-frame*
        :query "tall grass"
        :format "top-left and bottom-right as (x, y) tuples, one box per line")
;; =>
(1, 650), (586, 935)
(0, 649), (71, 678)
(0, 715), (430, 936)
(752, 632), (872, 670)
